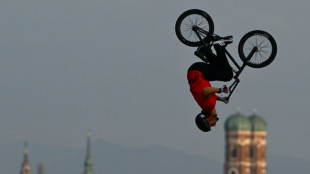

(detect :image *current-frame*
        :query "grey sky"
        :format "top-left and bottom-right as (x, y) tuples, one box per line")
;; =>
(1, 0), (310, 170)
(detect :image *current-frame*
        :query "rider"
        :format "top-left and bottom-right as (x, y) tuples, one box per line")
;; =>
(187, 36), (234, 132)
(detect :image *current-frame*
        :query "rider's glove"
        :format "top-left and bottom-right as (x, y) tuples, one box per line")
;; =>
(218, 97), (229, 104)
(218, 85), (229, 94)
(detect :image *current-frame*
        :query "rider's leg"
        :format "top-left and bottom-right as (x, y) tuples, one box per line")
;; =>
(213, 45), (231, 69)
(212, 45), (233, 81)
(188, 62), (229, 82)
(195, 35), (232, 63)
(190, 47), (233, 82)
(205, 49), (217, 64)
(194, 45), (216, 63)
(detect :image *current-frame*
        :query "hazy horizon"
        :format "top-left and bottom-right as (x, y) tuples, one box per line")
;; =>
(4, 137), (310, 174)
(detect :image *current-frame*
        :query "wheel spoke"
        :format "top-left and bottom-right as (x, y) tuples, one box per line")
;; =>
(178, 13), (211, 43)
(238, 30), (276, 68)
(242, 34), (273, 65)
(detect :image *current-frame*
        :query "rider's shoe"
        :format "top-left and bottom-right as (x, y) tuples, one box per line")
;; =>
(213, 35), (233, 47)
(194, 46), (209, 63)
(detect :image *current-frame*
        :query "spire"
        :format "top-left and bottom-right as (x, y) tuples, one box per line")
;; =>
(87, 131), (92, 160)
(23, 143), (29, 165)
(21, 142), (32, 174)
(83, 130), (94, 174)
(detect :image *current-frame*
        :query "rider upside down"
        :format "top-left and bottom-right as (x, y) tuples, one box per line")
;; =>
(187, 36), (233, 132)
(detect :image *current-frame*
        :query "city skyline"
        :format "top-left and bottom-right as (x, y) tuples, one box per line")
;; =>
(16, 113), (269, 174)
(7, 109), (308, 174)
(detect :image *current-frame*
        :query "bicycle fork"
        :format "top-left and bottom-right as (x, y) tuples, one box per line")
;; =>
(226, 47), (258, 101)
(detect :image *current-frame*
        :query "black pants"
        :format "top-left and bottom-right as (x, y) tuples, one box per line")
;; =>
(188, 45), (233, 82)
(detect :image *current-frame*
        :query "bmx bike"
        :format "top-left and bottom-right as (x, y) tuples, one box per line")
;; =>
(175, 9), (277, 100)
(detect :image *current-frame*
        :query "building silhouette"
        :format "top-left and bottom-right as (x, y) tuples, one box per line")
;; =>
(83, 131), (94, 174)
(18, 111), (267, 174)
(224, 109), (267, 174)
(20, 143), (31, 174)
(19, 131), (94, 174)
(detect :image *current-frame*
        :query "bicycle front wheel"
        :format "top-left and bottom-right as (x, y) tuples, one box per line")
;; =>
(238, 30), (277, 68)
(175, 9), (214, 47)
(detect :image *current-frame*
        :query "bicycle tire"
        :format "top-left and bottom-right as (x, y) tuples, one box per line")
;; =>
(238, 30), (277, 68)
(175, 9), (214, 47)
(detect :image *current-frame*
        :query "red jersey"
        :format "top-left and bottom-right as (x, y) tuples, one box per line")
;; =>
(187, 70), (216, 113)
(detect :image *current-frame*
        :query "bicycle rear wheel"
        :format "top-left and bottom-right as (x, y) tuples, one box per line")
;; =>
(175, 9), (214, 47)
(238, 30), (277, 68)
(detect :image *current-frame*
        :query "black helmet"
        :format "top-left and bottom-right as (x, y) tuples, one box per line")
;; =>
(195, 112), (211, 132)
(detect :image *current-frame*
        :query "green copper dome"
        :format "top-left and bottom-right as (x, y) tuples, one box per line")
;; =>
(225, 112), (251, 131)
(249, 113), (267, 131)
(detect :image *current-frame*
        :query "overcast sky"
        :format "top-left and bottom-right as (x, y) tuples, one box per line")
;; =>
(1, 0), (310, 170)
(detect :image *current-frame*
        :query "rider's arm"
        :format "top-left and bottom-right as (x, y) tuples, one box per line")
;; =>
(201, 87), (220, 99)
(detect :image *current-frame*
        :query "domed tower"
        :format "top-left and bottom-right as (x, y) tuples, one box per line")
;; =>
(224, 110), (252, 174)
(248, 110), (267, 174)
(21, 143), (32, 174)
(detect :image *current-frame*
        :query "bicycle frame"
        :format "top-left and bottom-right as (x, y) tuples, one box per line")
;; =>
(192, 26), (258, 101)
(224, 47), (257, 100)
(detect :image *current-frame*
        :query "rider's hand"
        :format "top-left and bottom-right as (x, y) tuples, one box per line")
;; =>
(218, 85), (229, 94)
(218, 97), (229, 104)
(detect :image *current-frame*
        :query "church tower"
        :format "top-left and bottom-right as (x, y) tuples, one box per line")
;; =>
(83, 131), (94, 174)
(224, 110), (267, 174)
(21, 143), (32, 174)
(248, 111), (267, 174)
(224, 110), (252, 174)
